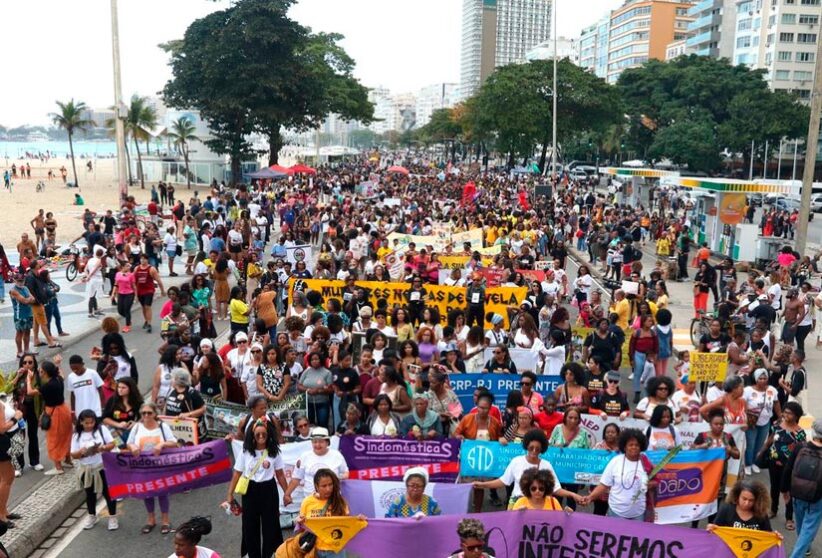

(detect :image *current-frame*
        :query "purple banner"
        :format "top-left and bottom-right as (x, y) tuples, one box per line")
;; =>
(341, 479), (471, 517)
(338, 436), (461, 482)
(103, 440), (232, 499)
(345, 510), (786, 558)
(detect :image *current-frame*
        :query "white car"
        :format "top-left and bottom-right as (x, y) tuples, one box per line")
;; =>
(812, 193), (822, 213)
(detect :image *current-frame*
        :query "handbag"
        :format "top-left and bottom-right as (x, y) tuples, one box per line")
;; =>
(39, 408), (53, 431)
(234, 449), (268, 496)
(175, 245), (183, 257)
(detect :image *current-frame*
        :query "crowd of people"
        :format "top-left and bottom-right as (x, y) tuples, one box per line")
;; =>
(0, 156), (819, 558)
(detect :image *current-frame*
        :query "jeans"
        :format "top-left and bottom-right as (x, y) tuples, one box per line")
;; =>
(46, 298), (64, 334)
(790, 497), (822, 558)
(308, 400), (330, 429)
(745, 423), (770, 466)
(0, 278), (5, 300)
(607, 508), (644, 521)
(576, 236), (586, 251)
(633, 352), (648, 396)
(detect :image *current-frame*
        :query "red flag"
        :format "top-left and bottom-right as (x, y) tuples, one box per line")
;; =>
(518, 190), (530, 210)
(461, 181), (476, 206)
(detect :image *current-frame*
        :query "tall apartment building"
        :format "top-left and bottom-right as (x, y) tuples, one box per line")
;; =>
(416, 83), (460, 128)
(577, 0), (694, 82)
(459, 0), (553, 99)
(731, 0), (821, 101)
(685, 0), (738, 58)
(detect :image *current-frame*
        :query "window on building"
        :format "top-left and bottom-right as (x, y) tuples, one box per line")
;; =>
(739, 17), (753, 30)
(778, 50), (793, 60)
(737, 36), (752, 48)
(785, 0), (795, 4)
(782, 13), (797, 24)
(769, 15), (777, 26)
(801, 0), (820, 5)
(754, 36), (760, 46)
(775, 69), (791, 80)
(795, 88), (811, 98)
(799, 14), (820, 24)
(795, 70), (813, 80)
(798, 32), (817, 42)
(676, 7), (688, 15)
(797, 51), (815, 61)
(780, 32), (795, 41)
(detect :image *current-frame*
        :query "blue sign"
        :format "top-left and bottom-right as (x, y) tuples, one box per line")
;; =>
(448, 373), (562, 414)
(459, 439), (616, 485)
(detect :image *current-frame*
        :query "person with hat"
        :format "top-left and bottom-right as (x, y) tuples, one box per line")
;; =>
(162, 368), (206, 439)
(282, 427), (348, 507)
(484, 313), (508, 347)
(440, 342), (466, 374)
(385, 467), (442, 518)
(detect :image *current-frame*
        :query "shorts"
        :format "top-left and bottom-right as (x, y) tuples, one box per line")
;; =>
(166, 250), (177, 259)
(229, 244), (242, 254)
(14, 317), (33, 332)
(34, 227), (45, 236)
(138, 293), (154, 307)
(31, 303), (47, 328)
(0, 433), (11, 462)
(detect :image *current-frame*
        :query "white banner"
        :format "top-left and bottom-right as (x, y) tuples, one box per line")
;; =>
(482, 347), (540, 374)
(286, 244), (314, 272)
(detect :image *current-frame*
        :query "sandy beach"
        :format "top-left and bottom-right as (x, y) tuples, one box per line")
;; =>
(1, 157), (210, 247)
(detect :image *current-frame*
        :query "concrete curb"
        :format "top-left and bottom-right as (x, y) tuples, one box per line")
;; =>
(5, 472), (85, 558)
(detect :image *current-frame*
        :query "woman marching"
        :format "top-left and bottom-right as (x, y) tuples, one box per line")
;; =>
(69, 409), (118, 530)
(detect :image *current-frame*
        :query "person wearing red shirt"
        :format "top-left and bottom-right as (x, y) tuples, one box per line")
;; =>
(468, 388), (502, 422)
(534, 396), (564, 437)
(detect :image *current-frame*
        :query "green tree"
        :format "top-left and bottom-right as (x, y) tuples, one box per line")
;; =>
(167, 117), (200, 189)
(348, 129), (377, 149)
(50, 99), (92, 188)
(125, 95), (158, 189)
(649, 119), (721, 172)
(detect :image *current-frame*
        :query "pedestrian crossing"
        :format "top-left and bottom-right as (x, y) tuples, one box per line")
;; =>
(673, 328), (694, 351)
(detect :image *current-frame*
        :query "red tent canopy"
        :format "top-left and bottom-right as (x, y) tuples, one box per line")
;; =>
(290, 164), (317, 175)
(269, 164), (294, 175)
(386, 165), (410, 176)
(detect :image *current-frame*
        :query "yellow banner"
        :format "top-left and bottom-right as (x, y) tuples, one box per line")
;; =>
(439, 255), (494, 270)
(711, 526), (781, 558)
(290, 279), (526, 329)
(304, 516), (367, 552)
(451, 228), (484, 248)
(689, 351), (728, 382)
(477, 244), (503, 255)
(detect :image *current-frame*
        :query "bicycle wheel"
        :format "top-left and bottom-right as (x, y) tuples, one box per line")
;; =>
(66, 262), (77, 282)
(690, 318), (705, 348)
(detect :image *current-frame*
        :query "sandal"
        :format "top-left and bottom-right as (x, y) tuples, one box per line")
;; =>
(34, 342), (47, 347)
(47, 343), (62, 349)
(161, 524), (174, 535)
(786, 520), (795, 531)
(141, 524), (155, 534)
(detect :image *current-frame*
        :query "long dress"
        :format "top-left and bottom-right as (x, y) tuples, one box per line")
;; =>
(213, 269), (230, 304)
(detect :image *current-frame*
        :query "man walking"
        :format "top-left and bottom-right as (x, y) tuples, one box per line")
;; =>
(781, 418), (822, 558)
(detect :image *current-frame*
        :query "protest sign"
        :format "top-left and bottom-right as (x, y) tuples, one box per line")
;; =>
(459, 440), (613, 484)
(204, 400), (248, 438)
(439, 255), (494, 270)
(449, 373), (562, 415)
(689, 351), (729, 382)
(103, 440), (231, 500)
(476, 244), (503, 255)
(480, 347), (539, 374)
(285, 244), (314, 273)
(451, 228), (484, 248)
(341, 479), (471, 518)
(289, 279), (526, 329)
(305, 516), (368, 553)
(158, 416), (199, 445)
(338, 436), (461, 482)
(646, 447), (725, 524)
(344, 509), (785, 558)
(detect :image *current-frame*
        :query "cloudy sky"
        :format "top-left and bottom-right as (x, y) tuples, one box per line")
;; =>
(1, 0), (623, 127)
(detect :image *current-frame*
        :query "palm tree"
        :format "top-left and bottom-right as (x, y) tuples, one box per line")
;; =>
(50, 99), (92, 188)
(167, 117), (199, 189)
(125, 95), (158, 189)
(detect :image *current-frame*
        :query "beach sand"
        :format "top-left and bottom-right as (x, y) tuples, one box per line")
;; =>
(1, 157), (210, 247)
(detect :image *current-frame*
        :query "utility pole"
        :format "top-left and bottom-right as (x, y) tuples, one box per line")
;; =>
(110, 0), (128, 204)
(796, 30), (822, 255)
(551, 0), (558, 183)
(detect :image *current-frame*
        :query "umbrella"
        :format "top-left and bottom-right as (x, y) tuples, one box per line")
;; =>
(386, 165), (410, 176)
(290, 163), (317, 175)
(247, 167), (288, 179)
(269, 164), (294, 175)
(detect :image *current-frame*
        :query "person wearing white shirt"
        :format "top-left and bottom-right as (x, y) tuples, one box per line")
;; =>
(224, 419), (288, 557)
(587, 430), (650, 520)
(768, 282), (782, 311)
(283, 427), (349, 503)
(67, 356), (104, 417)
(70, 410), (118, 530)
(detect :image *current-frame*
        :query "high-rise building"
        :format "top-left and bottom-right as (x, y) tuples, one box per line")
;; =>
(685, 0), (738, 58)
(416, 83), (460, 128)
(732, 0), (821, 102)
(367, 88), (418, 134)
(578, 1), (694, 83)
(459, 0), (553, 99)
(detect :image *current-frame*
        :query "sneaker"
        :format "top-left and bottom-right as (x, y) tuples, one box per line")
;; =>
(752, 464), (761, 474)
(83, 515), (98, 530)
(628, 373), (634, 380)
(108, 516), (119, 531)
(744, 466), (752, 476)
(142, 322), (149, 330)
(44, 469), (64, 476)
(88, 313), (95, 319)
(32, 464), (44, 471)
(122, 326), (131, 333)
(146, 324), (152, 334)
(14, 471), (20, 478)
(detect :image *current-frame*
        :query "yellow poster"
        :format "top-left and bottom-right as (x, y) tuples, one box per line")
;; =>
(439, 255), (494, 270)
(289, 279), (526, 329)
(304, 516), (367, 552)
(451, 228), (484, 248)
(711, 526), (781, 558)
(689, 351), (729, 382)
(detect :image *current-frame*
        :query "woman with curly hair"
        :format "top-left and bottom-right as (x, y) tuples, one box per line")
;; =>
(708, 479), (776, 532)
(511, 468), (564, 511)
(448, 518), (494, 558)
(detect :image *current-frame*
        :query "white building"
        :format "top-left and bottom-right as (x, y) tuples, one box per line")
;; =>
(732, 0), (821, 101)
(460, 0), (553, 99)
(525, 37), (580, 63)
(666, 38), (688, 58)
(685, 0), (738, 59)
(367, 88), (418, 133)
(416, 83), (460, 127)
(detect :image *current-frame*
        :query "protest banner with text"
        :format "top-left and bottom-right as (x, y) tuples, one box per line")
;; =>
(338, 436), (461, 482)
(448, 373), (562, 415)
(341, 479), (471, 518)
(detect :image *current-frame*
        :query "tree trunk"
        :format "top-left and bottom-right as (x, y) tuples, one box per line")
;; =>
(133, 136), (145, 189)
(68, 130), (79, 189)
(538, 132), (550, 173)
(184, 145), (191, 190)
(268, 124), (283, 166)
(124, 135), (133, 186)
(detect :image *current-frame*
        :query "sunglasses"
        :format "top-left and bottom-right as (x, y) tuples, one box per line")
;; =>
(237, 340), (248, 344)
(251, 350), (262, 354)
(529, 485), (546, 492)
(657, 386), (669, 391)
(521, 381), (533, 387)
(141, 411), (154, 416)
(463, 543), (484, 552)
(607, 379), (619, 384)
(22, 360), (35, 365)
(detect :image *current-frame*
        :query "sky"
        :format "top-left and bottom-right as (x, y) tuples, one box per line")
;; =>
(0, 0), (623, 127)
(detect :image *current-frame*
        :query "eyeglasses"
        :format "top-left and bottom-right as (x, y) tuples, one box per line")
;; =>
(463, 543), (484, 552)
(529, 485), (546, 493)
(607, 379), (620, 384)
(237, 340), (248, 344)
(141, 411), (154, 416)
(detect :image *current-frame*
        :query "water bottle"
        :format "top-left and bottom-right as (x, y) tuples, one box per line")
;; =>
(17, 419), (26, 430)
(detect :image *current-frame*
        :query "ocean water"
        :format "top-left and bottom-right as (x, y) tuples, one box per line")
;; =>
(0, 140), (118, 159)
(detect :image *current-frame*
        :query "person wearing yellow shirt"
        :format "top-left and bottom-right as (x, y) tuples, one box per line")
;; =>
(656, 236), (671, 257)
(610, 290), (631, 330)
(296, 469), (365, 554)
(228, 286), (251, 333)
(485, 225), (498, 246)
(510, 469), (566, 511)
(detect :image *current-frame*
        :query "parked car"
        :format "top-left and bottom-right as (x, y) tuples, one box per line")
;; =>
(775, 197), (814, 220)
(748, 194), (763, 207)
(811, 193), (822, 213)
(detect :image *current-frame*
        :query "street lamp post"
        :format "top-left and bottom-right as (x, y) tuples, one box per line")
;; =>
(110, 0), (128, 204)
(551, 0), (558, 183)
(795, 26), (822, 255)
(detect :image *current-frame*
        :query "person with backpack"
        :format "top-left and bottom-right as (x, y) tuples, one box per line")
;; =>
(781, 418), (822, 558)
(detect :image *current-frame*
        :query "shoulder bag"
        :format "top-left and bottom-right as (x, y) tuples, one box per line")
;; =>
(234, 449), (268, 496)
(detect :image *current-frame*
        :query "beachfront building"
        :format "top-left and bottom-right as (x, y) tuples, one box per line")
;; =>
(416, 83), (460, 128)
(459, 0), (553, 99)
(684, 0), (738, 58)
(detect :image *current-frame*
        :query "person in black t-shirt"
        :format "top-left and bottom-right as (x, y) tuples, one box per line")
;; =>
(162, 368), (205, 439)
(330, 347), (361, 424)
(584, 355), (607, 408)
(583, 318), (620, 370)
(595, 371), (630, 418)
(748, 295), (777, 330)
(708, 480), (775, 533)
(698, 319), (731, 353)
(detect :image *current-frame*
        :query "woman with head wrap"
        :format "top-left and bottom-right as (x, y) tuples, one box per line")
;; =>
(385, 467), (442, 518)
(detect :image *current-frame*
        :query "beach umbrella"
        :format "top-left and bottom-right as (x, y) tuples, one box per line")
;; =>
(247, 167), (288, 179)
(269, 164), (294, 175)
(386, 165), (410, 176)
(289, 163), (317, 175)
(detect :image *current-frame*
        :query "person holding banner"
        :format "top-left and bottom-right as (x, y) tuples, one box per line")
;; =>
(691, 408), (740, 527)
(585, 429), (652, 521)
(225, 418), (287, 558)
(456, 392), (503, 512)
(295, 468), (360, 558)
(385, 467), (442, 518)
(102, 378), (143, 448)
(708, 479), (775, 532)
(284, 428), (348, 507)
